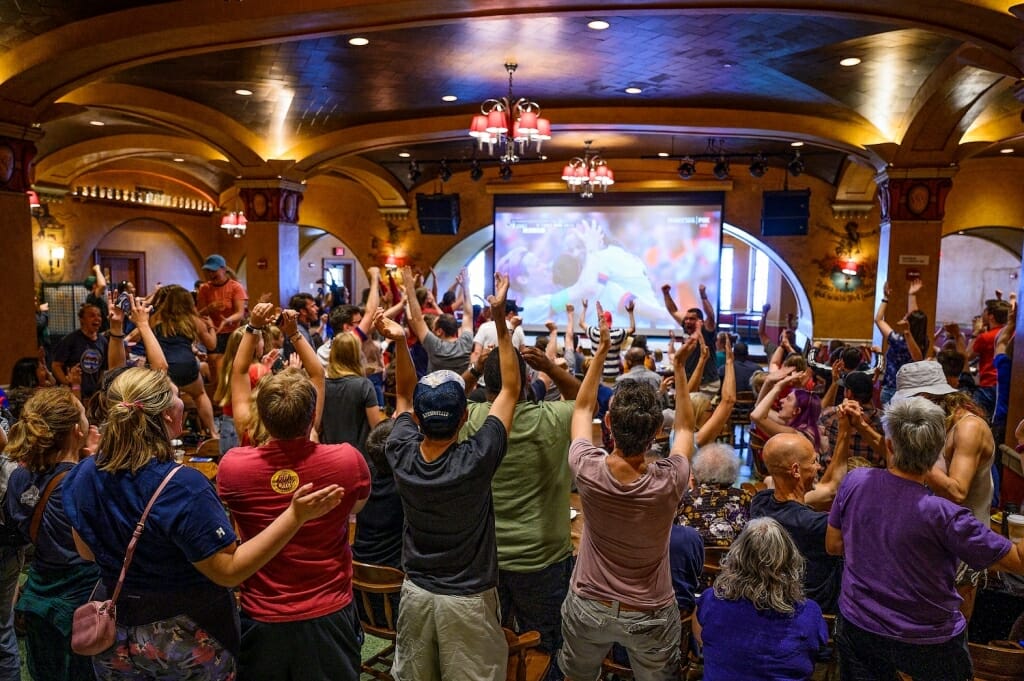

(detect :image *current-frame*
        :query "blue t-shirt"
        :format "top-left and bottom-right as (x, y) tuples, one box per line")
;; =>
(670, 524), (703, 612)
(994, 353), (1011, 422)
(53, 331), (108, 398)
(63, 457), (236, 592)
(6, 461), (90, 572)
(883, 331), (912, 391)
(698, 589), (828, 681)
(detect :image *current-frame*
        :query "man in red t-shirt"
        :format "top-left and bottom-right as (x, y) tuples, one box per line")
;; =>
(196, 253), (248, 355)
(968, 299), (1011, 417)
(218, 367), (370, 680)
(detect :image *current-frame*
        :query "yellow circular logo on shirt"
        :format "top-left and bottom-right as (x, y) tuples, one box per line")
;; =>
(270, 469), (300, 494)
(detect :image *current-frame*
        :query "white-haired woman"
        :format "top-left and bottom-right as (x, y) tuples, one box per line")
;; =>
(675, 442), (751, 546)
(694, 517), (829, 681)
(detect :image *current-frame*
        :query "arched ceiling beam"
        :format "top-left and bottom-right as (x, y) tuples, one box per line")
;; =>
(313, 157), (409, 210)
(56, 84), (265, 169)
(0, 1), (1021, 124)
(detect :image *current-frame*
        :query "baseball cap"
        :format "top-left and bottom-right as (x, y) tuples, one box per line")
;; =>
(83, 275), (97, 290)
(891, 361), (957, 403)
(505, 299), (522, 315)
(202, 254), (227, 271)
(839, 371), (873, 400)
(413, 370), (467, 437)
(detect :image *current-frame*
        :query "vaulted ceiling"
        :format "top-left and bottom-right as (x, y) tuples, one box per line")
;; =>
(1, 1), (1022, 203)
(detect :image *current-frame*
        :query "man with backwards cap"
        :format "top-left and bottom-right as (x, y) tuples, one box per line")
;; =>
(196, 253), (248, 355)
(376, 272), (520, 681)
(892, 360), (995, 620)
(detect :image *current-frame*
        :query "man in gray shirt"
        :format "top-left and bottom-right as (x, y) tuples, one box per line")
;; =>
(615, 347), (662, 393)
(403, 266), (474, 373)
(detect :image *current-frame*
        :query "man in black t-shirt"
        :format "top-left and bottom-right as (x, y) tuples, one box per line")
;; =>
(52, 303), (108, 399)
(377, 272), (520, 681)
(662, 283), (719, 386)
(749, 433), (843, 613)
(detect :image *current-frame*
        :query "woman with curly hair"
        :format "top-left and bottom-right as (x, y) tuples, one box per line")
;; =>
(5, 388), (98, 680)
(62, 367), (342, 680)
(149, 284), (219, 438)
(694, 517), (829, 680)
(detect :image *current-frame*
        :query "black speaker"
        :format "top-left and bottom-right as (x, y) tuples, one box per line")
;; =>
(416, 193), (460, 235)
(761, 189), (810, 236)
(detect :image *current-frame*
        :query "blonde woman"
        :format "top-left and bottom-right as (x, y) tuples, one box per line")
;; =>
(6, 389), (97, 680)
(694, 517), (829, 680)
(212, 328), (272, 453)
(321, 332), (383, 453)
(150, 285), (219, 438)
(62, 368), (342, 680)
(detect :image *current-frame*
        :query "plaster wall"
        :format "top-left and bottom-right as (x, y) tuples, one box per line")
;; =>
(944, 158), (1024, 232)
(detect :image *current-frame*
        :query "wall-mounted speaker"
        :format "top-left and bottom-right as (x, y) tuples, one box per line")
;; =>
(416, 193), (461, 235)
(761, 189), (810, 236)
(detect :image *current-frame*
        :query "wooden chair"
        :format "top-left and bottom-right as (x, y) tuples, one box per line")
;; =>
(352, 561), (405, 681)
(702, 546), (730, 584)
(969, 640), (1024, 681)
(727, 391), (756, 452)
(811, 613), (838, 681)
(748, 429), (769, 478)
(504, 628), (551, 681)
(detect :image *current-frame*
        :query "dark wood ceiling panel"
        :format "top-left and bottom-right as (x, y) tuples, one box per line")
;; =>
(0, 0), (165, 55)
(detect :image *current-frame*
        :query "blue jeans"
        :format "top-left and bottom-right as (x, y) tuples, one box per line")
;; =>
(0, 546), (23, 681)
(499, 556), (573, 680)
(217, 415), (238, 456)
(835, 613), (972, 681)
(973, 386), (996, 419)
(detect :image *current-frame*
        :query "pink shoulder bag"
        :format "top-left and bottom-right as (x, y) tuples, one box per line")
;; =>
(71, 465), (182, 656)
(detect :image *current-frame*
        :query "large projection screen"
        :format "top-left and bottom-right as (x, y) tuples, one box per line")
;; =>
(493, 193), (724, 335)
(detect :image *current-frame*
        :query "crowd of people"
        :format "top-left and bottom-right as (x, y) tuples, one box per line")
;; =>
(0, 252), (1020, 681)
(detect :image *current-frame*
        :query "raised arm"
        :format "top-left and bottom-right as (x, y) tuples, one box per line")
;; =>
(523, 346), (581, 400)
(874, 280), (894, 338)
(192, 314), (218, 351)
(544, 321), (559, 362)
(487, 273), (520, 433)
(758, 302), (772, 347)
(896, 319), (923, 361)
(688, 335), (709, 393)
(280, 309), (325, 434)
(374, 309), (413, 415)
(232, 303), (277, 432)
(750, 370), (802, 437)
(661, 284), (686, 326)
(699, 284), (716, 331)
(924, 415), (989, 505)
(696, 334), (736, 446)
(625, 299), (636, 336)
(907, 277), (922, 314)
(106, 293), (127, 369)
(359, 267), (381, 337)
(572, 303), (610, 441)
(565, 304), (577, 361)
(459, 268), (474, 336)
(670, 336), (698, 459)
(92, 264), (107, 294)
(806, 402), (853, 510)
(401, 266), (430, 341)
(821, 360), (843, 409)
(578, 299), (589, 332)
(129, 295), (167, 372)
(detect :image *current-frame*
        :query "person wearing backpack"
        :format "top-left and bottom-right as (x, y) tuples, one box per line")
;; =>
(5, 388), (98, 680)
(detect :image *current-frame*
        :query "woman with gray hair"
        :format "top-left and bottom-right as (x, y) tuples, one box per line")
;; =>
(675, 442), (751, 546)
(693, 517), (829, 680)
(826, 397), (1024, 680)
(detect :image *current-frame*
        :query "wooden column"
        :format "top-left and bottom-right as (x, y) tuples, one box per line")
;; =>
(0, 133), (41, 377)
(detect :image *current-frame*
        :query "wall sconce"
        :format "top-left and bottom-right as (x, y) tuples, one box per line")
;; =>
(49, 246), (65, 274)
(384, 254), (398, 270)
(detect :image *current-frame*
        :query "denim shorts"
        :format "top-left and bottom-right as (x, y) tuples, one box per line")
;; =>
(558, 590), (680, 681)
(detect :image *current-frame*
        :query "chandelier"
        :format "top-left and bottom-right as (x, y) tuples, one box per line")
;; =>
(561, 141), (614, 198)
(220, 210), (247, 238)
(468, 63), (551, 164)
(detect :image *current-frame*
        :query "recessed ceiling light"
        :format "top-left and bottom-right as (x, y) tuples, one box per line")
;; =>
(722, 62), (734, 68)
(173, 157), (185, 162)
(625, 87), (643, 94)
(790, 141), (804, 147)
(441, 95), (458, 102)
(657, 152), (670, 158)
(398, 152), (411, 158)
(587, 19), (610, 30)
(348, 37), (369, 46)
(1001, 148), (1015, 154)
(540, 155), (548, 160)
(234, 89), (253, 96)
(89, 120), (105, 126)
(840, 57), (861, 67)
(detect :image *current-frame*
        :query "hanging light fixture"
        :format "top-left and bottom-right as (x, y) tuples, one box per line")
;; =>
(561, 140), (614, 198)
(26, 190), (42, 214)
(788, 151), (805, 177)
(713, 155), (730, 180)
(469, 62), (550, 164)
(220, 209), (247, 238)
(677, 158), (696, 179)
(748, 153), (768, 178)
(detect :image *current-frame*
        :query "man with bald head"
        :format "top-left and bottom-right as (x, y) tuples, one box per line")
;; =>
(749, 432), (849, 614)
(615, 346), (662, 393)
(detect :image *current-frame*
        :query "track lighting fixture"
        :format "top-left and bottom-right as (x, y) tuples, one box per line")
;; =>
(749, 153), (768, 178)
(787, 151), (804, 177)
(713, 156), (730, 180)
(498, 160), (513, 181)
(407, 160), (422, 183)
(677, 158), (696, 179)
(439, 160), (453, 183)
(470, 159), (484, 182)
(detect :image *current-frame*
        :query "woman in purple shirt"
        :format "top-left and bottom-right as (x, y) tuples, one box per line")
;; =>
(826, 397), (1024, 681)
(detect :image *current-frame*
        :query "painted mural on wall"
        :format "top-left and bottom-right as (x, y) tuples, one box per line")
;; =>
(810, 221), (880, 303)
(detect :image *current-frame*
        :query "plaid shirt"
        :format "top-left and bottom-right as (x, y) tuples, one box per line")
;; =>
(818, 404), (885, 468)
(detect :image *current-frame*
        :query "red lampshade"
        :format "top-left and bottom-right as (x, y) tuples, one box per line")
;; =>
(236, 212), (247, 227)
(469, 115), (488, 138)
(486, 109), (508, 134)
(26, 190), (40, 210)
(535, 118), (551, 140)
(518, 110), (538, 135)
(222, 212), (237, 227)
(561, 165), (574, 181)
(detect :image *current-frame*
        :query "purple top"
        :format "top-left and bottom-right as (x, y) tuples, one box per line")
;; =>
(828, 468), (1011, 643)
(568, 439), (689, 610)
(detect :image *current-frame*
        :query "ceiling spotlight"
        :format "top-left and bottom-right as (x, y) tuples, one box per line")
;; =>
(624, 86), (643, 95)
(173, 157), (185, 163)
(1000, 148), (1015, 154)
(234, 89), (253, 96)
(839, 57), (861, 67)
(407, 160), (422, 183)
(398, 151), (411, 158)
(348, 37), (369, 46)
(790, 141), (804, 147)
(787, 151), (805, 177)
(748, 153), (768, 178)
(657, 152), (670, 158)
(439, 159), (453, 183)
(498, 161), (513, 181)
(89, 120), (105, 126)
(441, 95), (458, 102)
(587, 19), (610, 30)
(677, 158), (696, 179)
(713, 156), (730, 180)
(470, 159), (484, 182)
